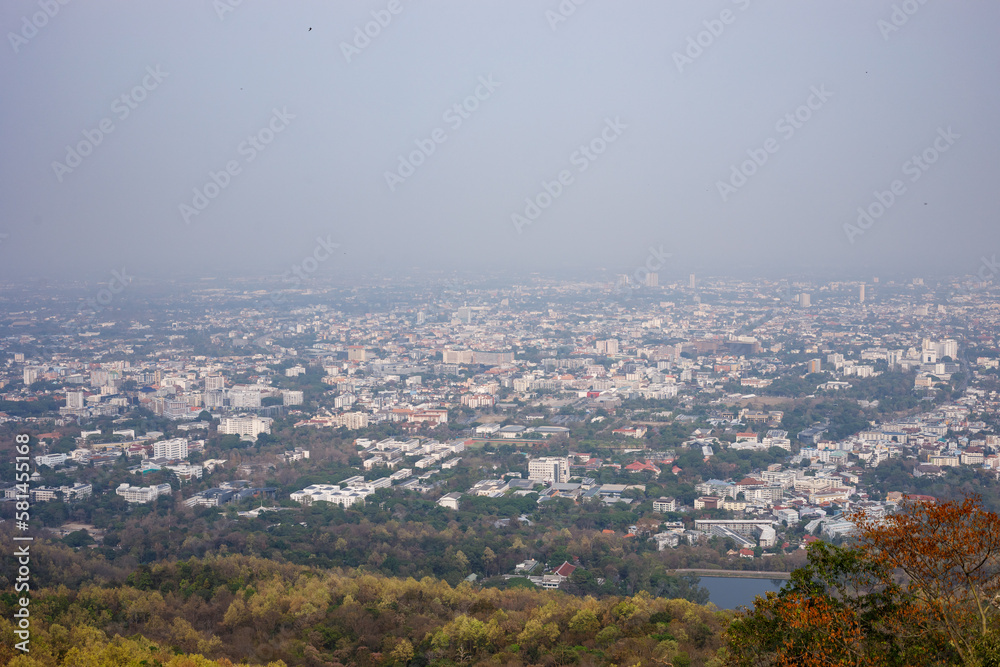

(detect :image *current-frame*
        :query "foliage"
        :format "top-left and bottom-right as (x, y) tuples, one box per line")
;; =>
(0, 550), (732, 666)
(725, 497), (1000, 666)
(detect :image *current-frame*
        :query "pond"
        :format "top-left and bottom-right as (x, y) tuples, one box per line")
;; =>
(699, 575), (787, 610)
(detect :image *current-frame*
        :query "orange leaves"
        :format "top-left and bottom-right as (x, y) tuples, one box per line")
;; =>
(850, 496), (1000, 664)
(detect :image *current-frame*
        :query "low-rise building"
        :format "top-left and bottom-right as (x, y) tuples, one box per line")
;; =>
(116, 483), (172, 504)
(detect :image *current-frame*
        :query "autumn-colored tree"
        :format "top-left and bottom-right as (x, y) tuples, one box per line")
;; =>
(723, 540), (947, 666)
(726, 497), (1000, 666)
(851, 496), (1000, 665)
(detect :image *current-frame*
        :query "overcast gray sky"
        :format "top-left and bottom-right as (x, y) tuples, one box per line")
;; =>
(2, 0), (998, 282)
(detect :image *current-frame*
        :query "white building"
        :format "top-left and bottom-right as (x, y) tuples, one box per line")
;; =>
(204, 374), (225, 391)
(528, 457), (570, 484)
(34, 453), (68, 467)
(66, 391), (85, 409)
(438, 492), (462, 510)
(218, 415), (273, 439)
(116, 483), (172, 504)
(283, 390), (304, 406)
(653, 497), (678, 512)
(153, 438), (189, 459)
(228, 386), (263, 408)
(290, 484), (366, 507)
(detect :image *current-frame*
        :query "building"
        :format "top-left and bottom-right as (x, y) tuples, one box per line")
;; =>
(23, 367), (39, 385)
(437, 492), (462, 510)
(528, 457), (570, 484)
(283, 390), (304, 406)
(228, 385), (263, 408)
(472, 350), (515, 366)
(153, 438), (189, 459)
(116, 483), (172, 504)
(800, 293), (811, 308)
(808, 359), (822, 374)
(30, 483), (92, 502)
(218, 415), (273, 440)
(66, 391), (85, 409)
(34, 453), (68, 467)
(290, 483), (371, 507)
(595, 339), (619, 356)
(653, 497), (678, 512)
(205, 374), (225, 391)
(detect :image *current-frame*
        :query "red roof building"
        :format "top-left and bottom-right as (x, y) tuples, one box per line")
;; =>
(553, 561), (577, 578)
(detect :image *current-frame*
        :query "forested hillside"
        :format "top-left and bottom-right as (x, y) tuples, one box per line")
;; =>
(1, 538), (729, 666)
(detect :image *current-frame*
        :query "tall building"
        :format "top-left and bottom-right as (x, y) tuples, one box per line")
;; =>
(528, 457), (570, 484)
(922, 339), (938, 364)
(153, 438), (189, 459)
(808, 359), (822, 374)
(23, 367), (39, 385)
(689, 273), (696, 289)
(228, 386), (262, 408)
(595, 339), (619, 355)
(66, 391), (85, 409)
(347, 346), (367, 361)
(859, 284), (866, 304)
(800, 293), (811, 308)
(416, 311), (425, 325)
(205, 374), (225, 391)
(645, 272), (659, 287)
(204, 390), (225, 408)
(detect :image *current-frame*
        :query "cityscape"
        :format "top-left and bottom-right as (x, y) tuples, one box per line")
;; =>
(3, 1), (1000, 665)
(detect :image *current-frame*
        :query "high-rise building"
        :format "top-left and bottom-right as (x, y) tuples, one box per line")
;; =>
(689, 273), (696, 289)
(66, 391), (85, 409)
(808, 359), (822, 374)
(645, 272), (658, 287)
(800, 293), (811, 308)
(153, 438), (189, 459)
(859, 284), (866, 304)
(205, 374), (225, 391)
(528, 457), (570, 484)
(596, 339), (619, 355)
(922, 339), (937, 364)
(23, 367), (39, 385)
(416, 311), (425, 325)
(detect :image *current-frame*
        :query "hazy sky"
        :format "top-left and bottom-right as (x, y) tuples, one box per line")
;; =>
(2, 1), (998, 282)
